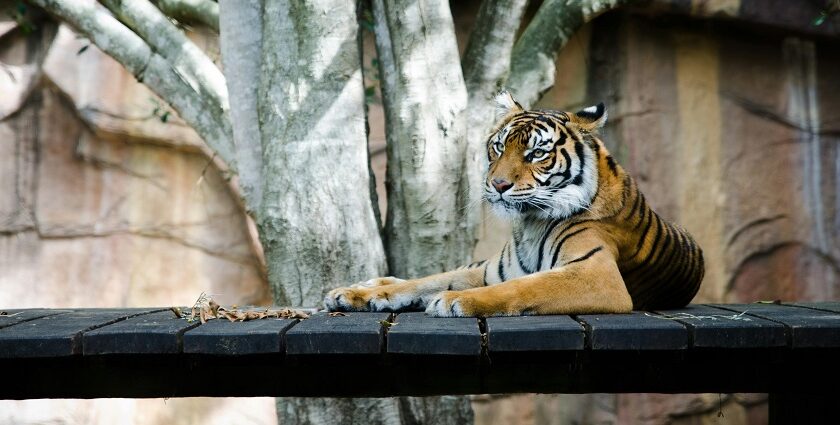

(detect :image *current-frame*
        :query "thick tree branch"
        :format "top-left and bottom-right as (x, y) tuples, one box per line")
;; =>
(258, 0), (386, 306)
(460, 0), (528, 242)
(152, 0), (219, 32)
(507, 0), (634, 107)
(219, 0), (262, 212)
(462, 0), (528, 96)
(373, 0), (471, 278)
(100, 0), (229, 114)
(29, 0), (236, 169)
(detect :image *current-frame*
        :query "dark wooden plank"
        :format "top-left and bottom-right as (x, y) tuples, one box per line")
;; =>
(486, 315), (584, 352)
(791, 301), (840, 314)
(711, 303), (840, 348)
(0, 309), (161, 358)
(285, 312), (390, 355)
(0, 309), (72, 330)
(577, 311), (688, 350)
(654, 305), (786, 349)
(387, 312), (481, 355)
(83, 310), (199, 355)
(184, 318), (298, 355)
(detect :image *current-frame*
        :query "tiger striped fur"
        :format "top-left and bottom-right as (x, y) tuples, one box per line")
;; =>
(324, 91), (704, 317)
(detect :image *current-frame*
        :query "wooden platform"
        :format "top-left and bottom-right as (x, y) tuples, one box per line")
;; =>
(1, 303), (840, 399)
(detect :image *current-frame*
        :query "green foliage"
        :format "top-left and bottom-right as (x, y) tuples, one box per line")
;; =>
(814, 0), (840, 26)
(10, 1), (37, 35)
(149, 98), (173, 123)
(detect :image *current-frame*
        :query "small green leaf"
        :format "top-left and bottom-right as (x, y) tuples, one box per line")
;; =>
(77, 45), (90, 55)
(160, 111), (170, 123)
(813, 12), (827, 26)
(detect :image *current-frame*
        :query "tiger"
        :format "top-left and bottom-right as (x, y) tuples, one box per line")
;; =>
(324, 91), (704, 317)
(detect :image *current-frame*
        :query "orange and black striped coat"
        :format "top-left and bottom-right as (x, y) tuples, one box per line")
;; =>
(325, 92), (704, 317)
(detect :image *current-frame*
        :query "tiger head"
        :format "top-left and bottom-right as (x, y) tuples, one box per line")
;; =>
(484, 91), (608, 220)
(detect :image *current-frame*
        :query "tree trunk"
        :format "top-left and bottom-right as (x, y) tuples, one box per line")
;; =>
(373, 0), (472, 278)
(257, 0), (386, 306)
(372, 1), (475, 423)
(255, 2), (407, 424)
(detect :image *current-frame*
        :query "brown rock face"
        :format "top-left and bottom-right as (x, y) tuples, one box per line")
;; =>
(0, 20), (273, 425)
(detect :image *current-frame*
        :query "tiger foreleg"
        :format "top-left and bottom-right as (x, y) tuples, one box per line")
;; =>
(324, 266), (486, 312)
(426, 252), (632, 317)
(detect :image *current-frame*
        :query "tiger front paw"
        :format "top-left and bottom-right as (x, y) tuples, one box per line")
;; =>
(324, 277), (412, 312)
(425, 291), (471, 317)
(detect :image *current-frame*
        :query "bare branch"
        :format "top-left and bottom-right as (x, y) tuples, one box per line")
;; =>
(219, 0), (262, 212)
(152, 0), (219, 32)
(462, 0), (528, 97)
(460, 0), (528, 241)
(507, 0), (635, 107)
(373, 0), (472, 277)
(29, 0), (236, 169)
(100, 0), (228, 114)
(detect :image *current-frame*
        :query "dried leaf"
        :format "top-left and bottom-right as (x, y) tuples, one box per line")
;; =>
(328, 312), (347, 317)
(199, 307), (208, 324)
(169, 307), (182, 318)
(209, 299), (220, 316)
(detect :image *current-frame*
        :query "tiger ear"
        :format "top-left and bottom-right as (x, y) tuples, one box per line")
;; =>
(571, 103), (608, 132)
(494, 90), (524, 119)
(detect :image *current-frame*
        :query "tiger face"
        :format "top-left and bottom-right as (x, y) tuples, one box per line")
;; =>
(484, 91), (608, 220)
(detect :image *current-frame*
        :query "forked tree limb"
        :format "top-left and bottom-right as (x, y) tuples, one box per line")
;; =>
(99, 0), (229, 114)
(507, 0), (637, 107)
(29, 0), (236, 169)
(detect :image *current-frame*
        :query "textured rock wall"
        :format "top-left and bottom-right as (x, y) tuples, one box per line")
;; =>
(0, 16), (274, 425)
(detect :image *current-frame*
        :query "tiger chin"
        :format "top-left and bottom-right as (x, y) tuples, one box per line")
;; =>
(325, 91), (704, 317)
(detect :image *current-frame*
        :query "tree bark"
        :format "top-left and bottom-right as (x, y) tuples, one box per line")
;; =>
(152, 0), (219, 31)
(507, 0), (634, 107)
(460, 0), (529, 243)
(373, 0), (472, 278)
(372, 1), (475, 422)
(256, 3), (394, 421)
(100, 0), (229, 116)
(219, 0), (263, 211)
(29, 0), (235, 168)
(257, 0), (386, 306)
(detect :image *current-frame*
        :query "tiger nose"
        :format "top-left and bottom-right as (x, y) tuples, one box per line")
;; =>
(491, 178), (513, 193)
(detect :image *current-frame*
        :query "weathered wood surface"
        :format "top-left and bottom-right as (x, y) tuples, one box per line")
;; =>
(654, 305), (786, 349)
(184, 317), (298, 355)
(0, 303), (839, 399)
(285, 312), (390, 355)
(577, 311), (688, 350)
(388, 312), (481, 355)
(486, 315), (584, 352)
